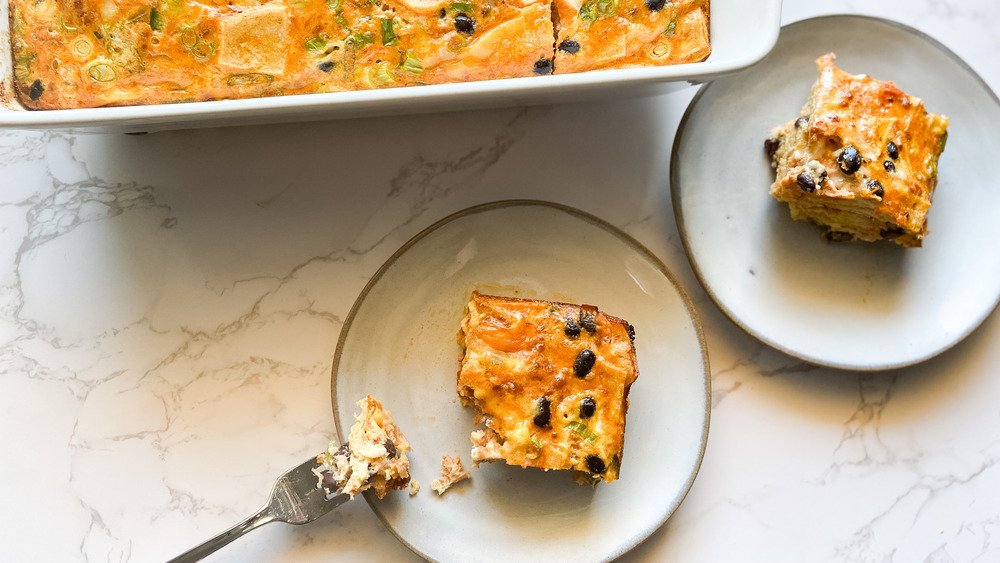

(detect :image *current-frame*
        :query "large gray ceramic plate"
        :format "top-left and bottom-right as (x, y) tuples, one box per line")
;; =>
(672, 15), (1000, 370)
(331, 200), (709, 562)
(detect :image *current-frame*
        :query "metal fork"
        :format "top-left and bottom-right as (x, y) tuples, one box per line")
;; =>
(168, 455), (349, 562)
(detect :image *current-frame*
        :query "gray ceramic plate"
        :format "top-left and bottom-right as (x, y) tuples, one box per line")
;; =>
(672, 15), (1000, 370)
(331, 200), (709, 562)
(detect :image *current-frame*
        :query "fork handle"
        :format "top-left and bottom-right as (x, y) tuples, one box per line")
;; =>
(167, 505), (276, 563)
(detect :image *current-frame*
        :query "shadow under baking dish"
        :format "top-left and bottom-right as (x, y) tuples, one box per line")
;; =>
(331, 200), (709, 562)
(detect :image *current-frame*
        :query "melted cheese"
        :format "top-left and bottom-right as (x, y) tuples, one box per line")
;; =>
(457, 292), (638, 484)
(768, 53), (949, 247)
(10, 0), (709, 109)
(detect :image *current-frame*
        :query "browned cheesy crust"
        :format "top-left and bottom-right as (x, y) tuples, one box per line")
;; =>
(457, 291), (638, 485)
(554, 0), (709, 74)
(9, 0), (709, 109)
(766, 53), (949, 247)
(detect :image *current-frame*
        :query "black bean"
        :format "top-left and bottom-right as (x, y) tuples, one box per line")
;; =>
(558, 39), (580, 54)
(580, 396), (596, 419)
(439, 7), (446, 17)
(574, 349), (596, 377)
(29, 79), (44, 101)
(454, 13), (475, 34)
(321, 470), (339, 490)
(837, 146), (862, 175)
(883, 160), (895, 172)
(825, 231), (854, 243)
(764, 137), (780, 162)
(318, 61), (335, 72)
(796, 172), (817, 192)
(586, 455), (605, 474)
(579, 312), (597, 333)
(645, 0), (665, 10)
(533, 58), (553, 75)
(887, 141), (899, 160)
(867, 179), (884, 198)
(794, 115), (808, 129)
(564, 318), (581, 338)
(880, 227), (905, 239)
(384, 438), (396, 458)
(533, 397), (551, 427)
(336, 444), (351, 458)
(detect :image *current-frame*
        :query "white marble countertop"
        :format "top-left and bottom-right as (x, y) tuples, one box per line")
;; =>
(3, 1), (999, 561)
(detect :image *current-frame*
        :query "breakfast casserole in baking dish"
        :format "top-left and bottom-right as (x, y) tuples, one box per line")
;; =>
(8, 0), (709, 109)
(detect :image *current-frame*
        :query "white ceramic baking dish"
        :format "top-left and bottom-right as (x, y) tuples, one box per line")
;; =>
(0, 0), (782, 133)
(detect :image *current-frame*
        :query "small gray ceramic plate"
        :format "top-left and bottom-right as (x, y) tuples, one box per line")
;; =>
(672, 15), (1000, 371)
(331, 200), (709, 562)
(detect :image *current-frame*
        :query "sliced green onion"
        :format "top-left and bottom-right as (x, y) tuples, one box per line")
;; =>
(14, 50), (35, 82)
(327, 0), (350, 26)
(928, 132), (947, 177)
(370, 61), (394, 86)
(150, 7), (164, 31)
(13, 65), (30, 83)
(650, 41), (669, 58)
(579, 0), (616, 21)
(226, 72), (274, 86)
(14, 50), (36, 66)
(399, 50), (422, 73)
(178, 26), (198, 48)
(346, 31), (373, 48)
(530, 436), (542, 449)
(449, 2), (474, 12)
(596, 0), (617, 17)
(664, 18), (676, 36)
(11, 6), (25, 35)
(86, 61), (118, 82)
(304, 34), (328, 53)
(567, 421), (598, 444)
(188, 41), (216, 61)
(380, 17), (397, 45)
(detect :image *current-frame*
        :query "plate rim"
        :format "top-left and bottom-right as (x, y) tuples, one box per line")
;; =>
(329, 199), (711, 561)
(670, 14), (1000, 371)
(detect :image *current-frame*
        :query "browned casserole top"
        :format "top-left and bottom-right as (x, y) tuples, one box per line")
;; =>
(458, 291), (638, 483)
(9, 0), (709, 109)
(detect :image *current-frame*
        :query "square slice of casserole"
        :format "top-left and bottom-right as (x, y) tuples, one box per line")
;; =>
(766, 53), (949, 247)
(457, 292), (638, 485)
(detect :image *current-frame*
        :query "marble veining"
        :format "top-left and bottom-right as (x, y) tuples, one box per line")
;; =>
(2, 0), (1000, 561)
